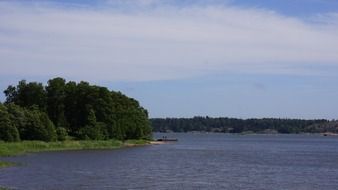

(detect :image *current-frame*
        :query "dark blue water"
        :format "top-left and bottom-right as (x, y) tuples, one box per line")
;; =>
(1, 133), (338, 190)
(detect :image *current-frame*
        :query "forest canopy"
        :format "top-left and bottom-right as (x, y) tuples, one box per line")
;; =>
(0, 78), (151, 142)
(151, 117), (337, 134)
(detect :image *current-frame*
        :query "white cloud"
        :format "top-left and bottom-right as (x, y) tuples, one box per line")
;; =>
(0, 1), (338, 81)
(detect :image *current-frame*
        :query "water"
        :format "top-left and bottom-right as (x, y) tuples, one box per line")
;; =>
(1, 133), (338, 190)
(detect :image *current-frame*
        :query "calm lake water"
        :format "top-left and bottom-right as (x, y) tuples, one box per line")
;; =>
(1, 133), (338, 190)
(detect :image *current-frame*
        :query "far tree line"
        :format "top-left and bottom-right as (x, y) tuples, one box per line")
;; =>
(0, 78), (152, 142)
(151, 117), (338, 134)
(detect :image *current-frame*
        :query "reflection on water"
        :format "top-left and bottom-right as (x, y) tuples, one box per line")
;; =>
(1, 133), (338, 190)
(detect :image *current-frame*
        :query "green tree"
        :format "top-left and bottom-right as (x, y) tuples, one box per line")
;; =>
(6, 103), (27, 135)
(0, 103), (20, 142)
(63, 81), (78, 134)
(46, 77), (68, 128)
(78, 108), (108, 140)
(4, 80), (46, 111)
(86, 107), (97, 127)
(22, 107), (56, 142)
(3, 78), (152, 141)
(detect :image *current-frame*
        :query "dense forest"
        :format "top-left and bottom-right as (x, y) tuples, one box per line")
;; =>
(0, 78), (151, 142)
(151, 117), (338, 134)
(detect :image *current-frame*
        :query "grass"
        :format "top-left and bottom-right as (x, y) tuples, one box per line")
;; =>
(0, 161), (17, 168)
(0, 139), (150, 157)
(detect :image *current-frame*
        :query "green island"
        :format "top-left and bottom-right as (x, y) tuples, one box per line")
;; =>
(0, 78), (152, 168)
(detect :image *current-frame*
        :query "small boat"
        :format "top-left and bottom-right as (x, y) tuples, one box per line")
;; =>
(157, 138), (178, 142)
(156, 136), (178, 142)
(322, 132), (338, 136)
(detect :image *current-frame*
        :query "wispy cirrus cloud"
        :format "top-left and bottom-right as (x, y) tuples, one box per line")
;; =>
(1, 0), (338, 81)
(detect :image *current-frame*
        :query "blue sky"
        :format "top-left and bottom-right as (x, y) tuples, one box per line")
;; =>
(1, 0), (338, 119)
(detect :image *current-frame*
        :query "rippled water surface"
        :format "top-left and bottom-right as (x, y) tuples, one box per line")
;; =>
(1, 133), (338, 190)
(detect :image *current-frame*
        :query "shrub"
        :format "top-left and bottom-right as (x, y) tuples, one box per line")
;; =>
(22, 108), (57, 142)
(78, 122), (108, 140)
(56, 127), (67, 141)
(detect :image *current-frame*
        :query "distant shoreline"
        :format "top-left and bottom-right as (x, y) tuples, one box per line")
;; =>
(151, 117), (338, 134)
(154, 131), (338, 136)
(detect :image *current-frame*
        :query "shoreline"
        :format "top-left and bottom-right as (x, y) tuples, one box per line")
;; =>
(0, 139), (151, 157)
(0, 161), (17, 168)
(149, 141), (167, 145)
(0, 139), (152, 168)
(0, 140), (170, 169)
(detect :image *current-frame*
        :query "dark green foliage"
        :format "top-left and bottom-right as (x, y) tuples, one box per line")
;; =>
(78, 109), (108, 140)
(151, 117), (331, 134)
(2, 78), (151, 141)
(86, 107), (97, 127)
(59, 80), (151, 140)
(4, 80), (46, 111)
(109, 92), (151, 140)
(22, 108), (57, 142)
(0, 103), (20, 142)
(306, 121), (338, 133)
(46, 77), (68, 129)
(107, 121), (124, 140)
(0, 125), (20, 142)
(39, 111), (57, 141)
(6, 103), (27, 133)
(78, 123), (107, 140)
(3, 102), (57, 142)
(56, 127), (67, 141)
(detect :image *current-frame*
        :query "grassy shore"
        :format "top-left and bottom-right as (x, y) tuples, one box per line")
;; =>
(0, 161), (17, 168)
(0, 139), (149, 157)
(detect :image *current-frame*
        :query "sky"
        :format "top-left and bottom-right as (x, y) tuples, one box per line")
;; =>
(1, 0), (338, 119)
